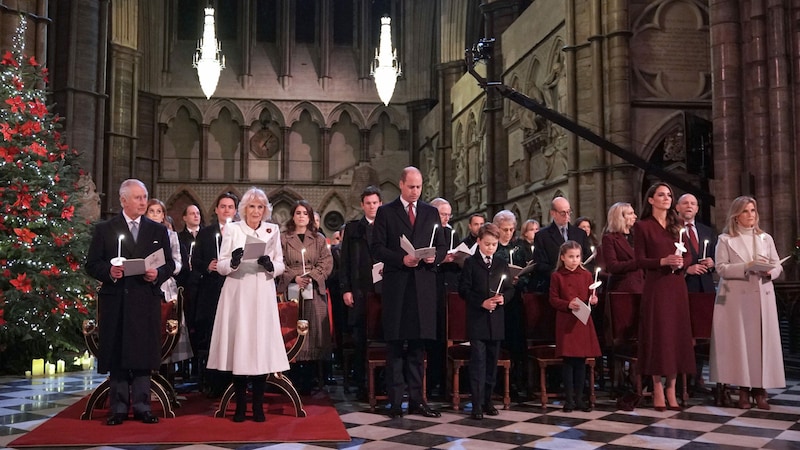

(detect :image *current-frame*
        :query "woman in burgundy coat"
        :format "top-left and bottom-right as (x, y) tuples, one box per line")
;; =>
(601, 202), (643, 294)
(633, 182), (695, 411)
(549, 241), (601, 412)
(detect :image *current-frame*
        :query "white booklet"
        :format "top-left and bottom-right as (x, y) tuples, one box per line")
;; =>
(747, 255), (792, 273)
(400, 235), (436, 259)
(448, 242), (477, 266)
(123, 248), (166, 276)
(572, 300), (592, 325)
(242, 234), (267, 260)
(508, 260), (536, 278)
(372, 262), (384, 283)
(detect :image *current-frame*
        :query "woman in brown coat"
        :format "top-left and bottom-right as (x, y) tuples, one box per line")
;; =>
(278, 201), (333, 394)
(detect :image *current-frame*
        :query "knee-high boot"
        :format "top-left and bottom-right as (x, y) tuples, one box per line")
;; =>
(232, 376), (248, 422)
(252, 375), (266, 422)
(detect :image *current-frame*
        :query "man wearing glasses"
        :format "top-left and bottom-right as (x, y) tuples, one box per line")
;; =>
(531, 196), (591, 293)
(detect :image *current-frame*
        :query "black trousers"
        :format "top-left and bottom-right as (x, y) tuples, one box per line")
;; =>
(386, 339), (425, 408)
(470, 339), (501, 408)
(108, 369), (152, 415)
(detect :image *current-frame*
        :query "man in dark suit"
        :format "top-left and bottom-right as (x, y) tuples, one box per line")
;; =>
(176, 204), (202, 379)
(460, 213), (485, 249)
(371, 167), (447, 418)
(191, 192), (238, 397)
(340, 185), (382, 396)
(531, 196), (591, 293)
(85, 179), (175, 425)
(676, 193), (717, 293)
(676, 193), (717, 393)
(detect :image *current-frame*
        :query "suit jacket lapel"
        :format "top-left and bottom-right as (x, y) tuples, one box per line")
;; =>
(726, 235), (751, 262)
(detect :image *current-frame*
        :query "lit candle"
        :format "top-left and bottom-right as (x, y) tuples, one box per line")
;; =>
(301, 248), (306, 275)
(117, 234), (124, 259)
(591, 245), (595, 255)
(678, 228), (685, 245)
(702, 239), (709, 260)
(449, 230), (454, 251)
(24, 370), (31, 377)
(31, 359), (44, 376)
(56, 359), (65, 373)
(47, 363), (55, 376)
(531, 245), (534, 256)
(189, 241), (195, 259)
(594, 266), (600, 284)
(495, 274), (507, 295)
(215, 233), (220, 259)
(429, 224), (438, 248)
(509, 249), (514, 265)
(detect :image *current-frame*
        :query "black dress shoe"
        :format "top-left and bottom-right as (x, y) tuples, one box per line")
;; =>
(483, 404), (499, 416)
(133, 411), (159, 424)
(471, 410), (484, 420)
(386, 407), (403, 419)
(408, 402), (441, 418)
(106, 414), (126, 426)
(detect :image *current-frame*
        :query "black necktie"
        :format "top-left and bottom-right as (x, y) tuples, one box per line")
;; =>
(485, 255), (492, 269)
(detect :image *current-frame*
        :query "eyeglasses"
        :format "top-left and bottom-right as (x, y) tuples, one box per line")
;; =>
(438, 212), (452, 217)
(553, 209), (573, 218)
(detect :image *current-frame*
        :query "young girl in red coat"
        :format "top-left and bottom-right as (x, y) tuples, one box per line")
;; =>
(549, 240), (601, 412)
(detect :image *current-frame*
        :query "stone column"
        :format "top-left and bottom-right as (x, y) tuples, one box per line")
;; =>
(360, 129), (371, 163)
(200, 124), (210, 179)
(709, 0), (744, 227)
(319, 0), (332, 89)
(240, 125), (250, 181)
(240, 0), (254, 89)
(321, 127), (331, 180)
(281, 126), (291, 180)
(279, 0), (293, 88)
(437, 61), (464, 200)
(588, 0), (606, 218)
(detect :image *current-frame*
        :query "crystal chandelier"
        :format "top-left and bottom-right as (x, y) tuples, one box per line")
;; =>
(371, 16), (401, 106)
(193, 6), (225, 99)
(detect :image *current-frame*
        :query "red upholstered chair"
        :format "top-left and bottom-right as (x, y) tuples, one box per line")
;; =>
(689, 292), (716, 401)
(446, 292), (510, 410)
(524, 293), (595, 408)
(606, 292), (642, 397)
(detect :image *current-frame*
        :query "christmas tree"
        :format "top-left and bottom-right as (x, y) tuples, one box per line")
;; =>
(0, 16), (96, 373)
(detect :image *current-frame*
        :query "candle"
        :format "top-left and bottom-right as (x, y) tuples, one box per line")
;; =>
(531, 245), (534, 256)
(594, 266), (600, 284)
(702, 239), (709, 260)
(449, 230), (454, 251)
(24, 370), (31, 377)
(215, 233), (220, 259)
(47, 363), (55, 376)
(301, 248), (306, 274)
(31, 358), (44, 376)
(189, 241), (195, 259)
(509, 249), (514, 265)
(678, 228), (685, 245)
(590, 245), (595, 254)
(56, 359), (65, 373)
(429, 224), (438, 248)
(117, 234), (124, 259)
(495, 274), (507, 294)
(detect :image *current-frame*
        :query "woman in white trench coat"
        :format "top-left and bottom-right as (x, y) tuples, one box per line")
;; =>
(710, 196), (784, 410)
(207, 187), (289, 422)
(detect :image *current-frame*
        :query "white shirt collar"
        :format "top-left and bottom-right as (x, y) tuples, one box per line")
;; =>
(122, 212), (140, 225)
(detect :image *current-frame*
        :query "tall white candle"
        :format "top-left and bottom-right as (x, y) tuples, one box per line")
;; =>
(495, 274), (507, 294)
(590, 245), (595, 254)
(301, 248), (307, 274)
(678, 228), (685, 245)
(594, 266), (600, 284)
(702, 239), (709, 259)
(449, 230), (454, 251)
(189, 241), (195, 259)
(509, 249), (514, 265)
(215, 233), (220, 259)
(117, 235), (124, 259)
(429, 224), (438, 248)
(531, 245), (534, 256)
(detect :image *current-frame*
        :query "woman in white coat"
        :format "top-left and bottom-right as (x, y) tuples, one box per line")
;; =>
(710, 196), (784, 410)
(207, 187), (288, 422)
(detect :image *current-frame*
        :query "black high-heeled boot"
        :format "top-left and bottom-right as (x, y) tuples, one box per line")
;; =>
(232, 376), (248, 422)
(252, 376), (266, 422)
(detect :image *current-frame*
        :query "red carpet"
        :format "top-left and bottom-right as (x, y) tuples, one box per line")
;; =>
(9, 392), (350, 447)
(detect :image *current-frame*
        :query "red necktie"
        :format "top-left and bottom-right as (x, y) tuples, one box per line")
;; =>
(686, 223), (699, 254)
(407, 203), (415, 226)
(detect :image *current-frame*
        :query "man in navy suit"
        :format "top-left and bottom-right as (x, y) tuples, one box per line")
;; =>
(85, 179), (175, 425)
(340, 185), (382, 395)
(371, 167), (447, 418)
(675, 193), (717, 293)
(531, 196), (591, 293)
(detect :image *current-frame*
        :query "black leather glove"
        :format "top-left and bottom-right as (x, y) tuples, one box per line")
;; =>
(230, 248), (244, 269)
(257, 255), (274, 272)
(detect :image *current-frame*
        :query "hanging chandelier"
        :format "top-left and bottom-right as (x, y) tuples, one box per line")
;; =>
(371, 16), (401, 106)
(193, 6), (225, 99)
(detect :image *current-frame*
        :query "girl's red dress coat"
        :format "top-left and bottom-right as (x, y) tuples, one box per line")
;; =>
(548, 267), (602, 358)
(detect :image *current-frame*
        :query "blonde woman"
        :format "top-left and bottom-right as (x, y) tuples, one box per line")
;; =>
(709, 196), (784, 410)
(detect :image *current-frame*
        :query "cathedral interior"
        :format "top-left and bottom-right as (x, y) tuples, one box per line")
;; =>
(1, 0), (798, 274)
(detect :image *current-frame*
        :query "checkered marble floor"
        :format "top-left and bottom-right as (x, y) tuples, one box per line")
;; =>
(2, 370), (800, 449)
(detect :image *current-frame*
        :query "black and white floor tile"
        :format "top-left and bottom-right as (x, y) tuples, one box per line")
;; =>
(1, 370), (800, 449)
